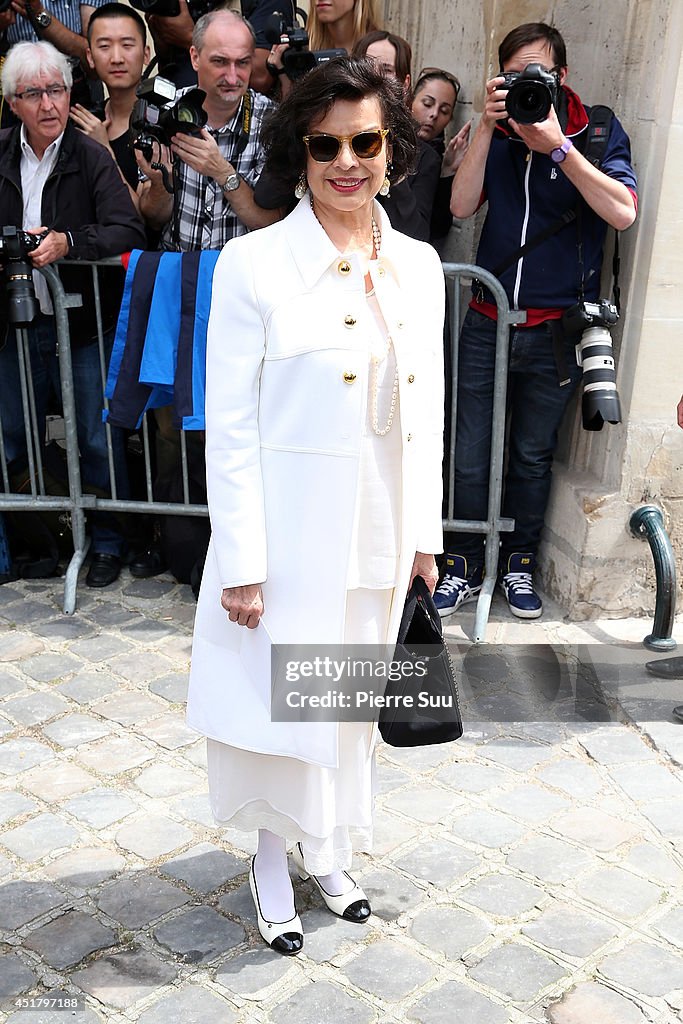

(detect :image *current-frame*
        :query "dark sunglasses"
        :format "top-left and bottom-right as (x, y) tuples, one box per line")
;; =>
(415, 67), (461, 98)
(302, 129), (389, 163)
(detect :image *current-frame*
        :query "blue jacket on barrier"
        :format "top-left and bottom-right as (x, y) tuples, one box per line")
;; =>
(105, 249), (220, 430)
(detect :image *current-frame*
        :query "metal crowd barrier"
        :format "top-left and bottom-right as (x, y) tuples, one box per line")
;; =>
(0, 258), (517, 636)
(442, 264), (525, 643)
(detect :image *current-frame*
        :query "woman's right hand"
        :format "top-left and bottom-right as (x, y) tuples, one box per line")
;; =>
(442, 120), (472, 176)
(221, 584), (264, 629)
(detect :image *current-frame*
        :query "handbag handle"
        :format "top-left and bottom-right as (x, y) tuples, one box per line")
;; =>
(398, 574), (444, 644)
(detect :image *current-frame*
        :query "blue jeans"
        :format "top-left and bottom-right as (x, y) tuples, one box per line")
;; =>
(0, 315), (128, 556)
(450, 308), (582, 567)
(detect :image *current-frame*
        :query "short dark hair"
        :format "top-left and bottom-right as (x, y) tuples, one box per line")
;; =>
(498, 22), (567, 70)
(87, 2), (147, 47)
(261, 56), (417, 194)
(352, 30), (412, 85)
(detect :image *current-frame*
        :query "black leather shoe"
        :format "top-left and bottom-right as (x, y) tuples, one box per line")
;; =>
(129, 545), (167, 579)
(646, 657), (683, 680)
(86, 553), (122, 588)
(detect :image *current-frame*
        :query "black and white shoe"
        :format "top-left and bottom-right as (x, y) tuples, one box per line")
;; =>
(291, 843), (371, 923)
(248, 857), (303, 955)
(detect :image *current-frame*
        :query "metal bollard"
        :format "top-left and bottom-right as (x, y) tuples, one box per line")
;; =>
(629, 504), (677, 652)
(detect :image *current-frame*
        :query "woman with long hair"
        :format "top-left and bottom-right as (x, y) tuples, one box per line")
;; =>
(411, 66), (471, 241)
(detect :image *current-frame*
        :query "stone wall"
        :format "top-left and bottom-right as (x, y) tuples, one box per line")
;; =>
(383, 0), (683, 617)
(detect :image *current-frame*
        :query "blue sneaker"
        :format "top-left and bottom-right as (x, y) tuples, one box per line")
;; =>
(433, 555), (484, 618)
(499, 553), (543, 618)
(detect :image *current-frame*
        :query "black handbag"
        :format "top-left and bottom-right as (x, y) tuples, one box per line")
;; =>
(379, 575), (463, 747)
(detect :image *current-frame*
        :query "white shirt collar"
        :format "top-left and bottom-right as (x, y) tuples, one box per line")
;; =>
(19, 123), (65, 163)
(284, 194), (405, 291)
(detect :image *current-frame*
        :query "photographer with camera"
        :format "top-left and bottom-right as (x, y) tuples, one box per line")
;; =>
(0, 41), (146, 586)
(434, 22), (637, 620)
(137, 8), (279, 249)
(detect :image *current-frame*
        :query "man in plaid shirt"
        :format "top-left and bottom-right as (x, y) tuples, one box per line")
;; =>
(138, 7), (280, 250)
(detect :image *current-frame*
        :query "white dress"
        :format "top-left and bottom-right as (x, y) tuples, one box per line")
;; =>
(207, 273), (403, 875)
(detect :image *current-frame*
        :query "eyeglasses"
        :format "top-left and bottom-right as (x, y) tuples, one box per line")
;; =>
(415, 67), (461, 98)
(14, 84), (69, 104)
(303, 129), (389, 163)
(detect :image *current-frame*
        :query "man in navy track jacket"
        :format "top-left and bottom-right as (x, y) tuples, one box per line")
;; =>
(437, 21), (637, 620)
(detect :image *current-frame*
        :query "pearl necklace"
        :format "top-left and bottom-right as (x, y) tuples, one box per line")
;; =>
(370, 337), (399, 436)
(366, 223), (399, 437)
(309, 194), (399, 436)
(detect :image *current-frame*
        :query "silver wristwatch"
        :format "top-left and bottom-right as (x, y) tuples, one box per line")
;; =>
(222, 171), (240, 193)
(34, 9), (53, 28)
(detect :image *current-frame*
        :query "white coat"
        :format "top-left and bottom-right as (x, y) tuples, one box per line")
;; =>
(187, 196), (445, 768)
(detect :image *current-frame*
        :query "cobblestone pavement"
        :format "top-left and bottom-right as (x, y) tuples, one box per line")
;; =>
(0, 573), (682, 1024)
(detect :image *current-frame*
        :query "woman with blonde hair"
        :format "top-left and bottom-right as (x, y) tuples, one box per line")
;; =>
(308, 0), (381, 55)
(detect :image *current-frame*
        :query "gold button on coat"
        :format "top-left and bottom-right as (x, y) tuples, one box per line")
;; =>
(338, 260), (351, 275)
(377, 267), (386, 277)
(407, 374), (415, 383)
(344, 315), (356, 327)
(343, 371), (357, 383)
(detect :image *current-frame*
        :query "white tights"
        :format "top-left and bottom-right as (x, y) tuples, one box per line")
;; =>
(253, 828), (354, 921)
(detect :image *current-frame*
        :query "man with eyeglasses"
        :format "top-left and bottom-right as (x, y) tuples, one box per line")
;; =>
(0, 40), (146, 587)
(137, 8), (279, 250)
(438, 21), (637, 620)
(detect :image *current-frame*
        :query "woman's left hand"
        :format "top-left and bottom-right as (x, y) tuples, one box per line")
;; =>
(442, 120), (472, 177)
(409, 552), (439, 595)
(221, 584), (264, 628)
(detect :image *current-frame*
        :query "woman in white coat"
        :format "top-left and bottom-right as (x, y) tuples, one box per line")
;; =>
(187, 57), (445, 956)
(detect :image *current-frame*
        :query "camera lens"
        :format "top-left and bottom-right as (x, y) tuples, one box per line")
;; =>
(577, 326), (622, 431)
(506, 81), (552, 124)
(175, 101), (203, 126)
(6, 259), (40, 326)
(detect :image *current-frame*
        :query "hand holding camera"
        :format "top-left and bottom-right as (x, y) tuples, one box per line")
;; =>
(131, 75), (207, 192)
(263, 12), (345, 81)
(507, 104), (566, 156)
(482, 74), (510, 127)
(170, 128), (227, 181)
(484, 62), (565, 154)
(29, 227), (69, 268)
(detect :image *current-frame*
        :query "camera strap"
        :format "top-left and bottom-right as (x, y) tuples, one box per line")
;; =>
(490, 104), (616, 282)
(490, 208), (577, 280)
(233, 89), (252, 161)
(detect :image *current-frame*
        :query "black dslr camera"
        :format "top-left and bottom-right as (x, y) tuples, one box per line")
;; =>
(0, 227), (48, 326)
(562, 299), (621, 431)
(499, 62), (559, 124)
(264, 12), (345, 80)
(130, 76), (207, 162)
